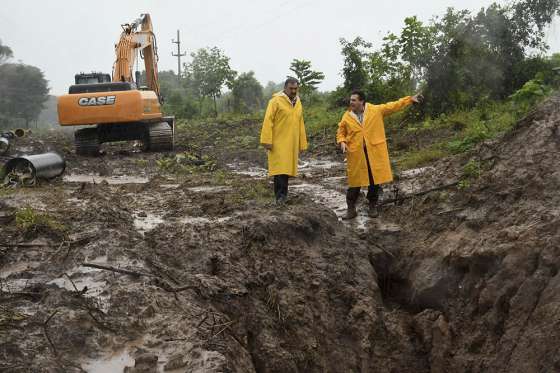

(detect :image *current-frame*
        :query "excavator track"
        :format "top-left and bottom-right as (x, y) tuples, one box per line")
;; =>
(145, 121), (174, 152)
(75, 128), (100, 156)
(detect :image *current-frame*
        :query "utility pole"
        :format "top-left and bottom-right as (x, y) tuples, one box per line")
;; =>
(171, 30), (186, 81)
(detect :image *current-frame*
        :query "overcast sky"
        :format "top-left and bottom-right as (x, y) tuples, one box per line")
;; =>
(2, 0), (560, 95)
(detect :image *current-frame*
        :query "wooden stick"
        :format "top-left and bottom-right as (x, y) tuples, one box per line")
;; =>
(81, 263), (156, 278)
(43, 310), (59, 356)
(0, 242), (51, 247)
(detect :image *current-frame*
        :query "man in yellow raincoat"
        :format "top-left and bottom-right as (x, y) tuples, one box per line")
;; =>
(336, 90), (422, 219)
(260, 78), (308, 203)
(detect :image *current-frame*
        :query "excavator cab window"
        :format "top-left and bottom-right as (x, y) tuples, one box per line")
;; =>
(74, 73), (112, 85)
(68, 82), (136, 94)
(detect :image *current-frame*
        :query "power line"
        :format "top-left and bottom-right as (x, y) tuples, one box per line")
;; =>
(171, 30), (187, 79)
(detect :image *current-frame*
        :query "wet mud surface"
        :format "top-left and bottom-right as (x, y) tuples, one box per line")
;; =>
(3, 97), (560, 372)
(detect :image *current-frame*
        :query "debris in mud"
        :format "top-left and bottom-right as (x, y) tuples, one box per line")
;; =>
(0, 129), (33, 156)
(156, 151), (217, 174)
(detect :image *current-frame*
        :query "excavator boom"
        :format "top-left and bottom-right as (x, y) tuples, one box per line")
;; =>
(112, 14), (160, 100)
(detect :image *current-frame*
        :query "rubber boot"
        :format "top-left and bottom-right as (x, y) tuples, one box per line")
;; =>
(368, 200), (379, 218)
(342, 201), (358, 220)
(276, 195), (287, 205)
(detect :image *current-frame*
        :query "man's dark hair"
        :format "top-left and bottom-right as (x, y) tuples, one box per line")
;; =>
(284, 77), (299, 88)
(351, 90), (366, 102)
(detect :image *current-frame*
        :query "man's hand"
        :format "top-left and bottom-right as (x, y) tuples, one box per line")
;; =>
(412, 93), (424, 104)
(261, 143), (272, 151)
(340, 142), (348, 154)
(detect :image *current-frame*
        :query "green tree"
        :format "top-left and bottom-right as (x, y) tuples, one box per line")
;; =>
(423, 0), (560, 115)
(288, 59), (325, 99)
(398, 16), (437, 88)
(0, 63), (49, 128)
(184, 47), (237, 116)
(340, 37), (371, 91)
(0, 39), (12, 64)
(231, 71), (264, 113)
(263, 81), (283, 99)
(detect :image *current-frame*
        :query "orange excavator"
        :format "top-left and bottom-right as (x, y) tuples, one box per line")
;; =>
(57, 14), (174, 155)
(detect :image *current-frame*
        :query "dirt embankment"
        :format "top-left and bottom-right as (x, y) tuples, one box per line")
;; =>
(2, 95), (560, 372)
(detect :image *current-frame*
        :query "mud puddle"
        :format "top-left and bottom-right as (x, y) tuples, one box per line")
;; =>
(226, 162), (267, 178)
(134, 212), (165, 234)
(64, 174), (149, 184)
(299, 158), (341, 170)
(0, 261), (41, 279)
(134, 211), (234, 234)
(187, 185), (232, 193)
(290, 183), (375, 231)
(82, 349), (135, 373)
(180, 215), (233, 225)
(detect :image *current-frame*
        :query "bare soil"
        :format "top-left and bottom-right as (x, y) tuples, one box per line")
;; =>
(2, 96), (560, 373)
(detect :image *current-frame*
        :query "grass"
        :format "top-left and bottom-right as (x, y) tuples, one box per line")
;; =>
(390, 98), (540, 170)
(15, 206), (66, 236)
(228, 177), (274, 205)
(397, 147), (449, 170)
(156, 151), (217, 175)
(0, 185), (16, 197)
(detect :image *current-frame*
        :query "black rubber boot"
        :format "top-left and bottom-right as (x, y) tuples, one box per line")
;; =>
(368, 200), (379, 218)
(342, 202), (358, 220)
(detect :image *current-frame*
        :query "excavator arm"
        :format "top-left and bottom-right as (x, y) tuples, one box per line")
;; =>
(112, 13), (161, 101)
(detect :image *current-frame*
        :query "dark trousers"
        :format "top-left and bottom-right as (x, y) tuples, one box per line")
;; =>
(274, 174), (289, 200)
(347, 146), (381, 205)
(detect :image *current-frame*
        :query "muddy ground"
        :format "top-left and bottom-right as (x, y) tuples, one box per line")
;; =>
(2, 97), (560, 373)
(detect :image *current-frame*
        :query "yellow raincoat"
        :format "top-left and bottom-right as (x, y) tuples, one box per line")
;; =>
(336, 96), (413, 187)
(260, 92), (308, 176)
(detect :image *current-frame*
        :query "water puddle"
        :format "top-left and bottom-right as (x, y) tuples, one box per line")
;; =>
(181, 216), (232, 225)
(81, 338), (174, 373)
(47, 260), (112, 310)
(291, 183), (402, 232)
(299, 158), (342, 170)
(187, 185), (232, 193)
(0, 261), (41, 279)
(399, 166), (434, 179)
(0, 277), (46, 292)
(66, 197), (87, 207)
(14, 146), (35, 153)
(48, 276), (107, 297)
(134, 212), (165, 233)
(226, 162), (267, 178)
(64, 174), (149, 185)
(160, 184), (180, 190)
(82, 349), (135, 373)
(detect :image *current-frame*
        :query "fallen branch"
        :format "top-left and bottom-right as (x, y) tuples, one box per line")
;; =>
(379, 181), (459, 206)
(63, 273), (114, 331)
(81, 263), (156, 278)
(144, 258), (181, 285)
(153, 277), (197, 293)
(0, 242), (51, 247)
(0, 291), (43, 299)
(43, 310), (59, 356)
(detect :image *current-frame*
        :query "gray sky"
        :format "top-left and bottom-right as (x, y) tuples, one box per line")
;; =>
(2, 0), (560, 95)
